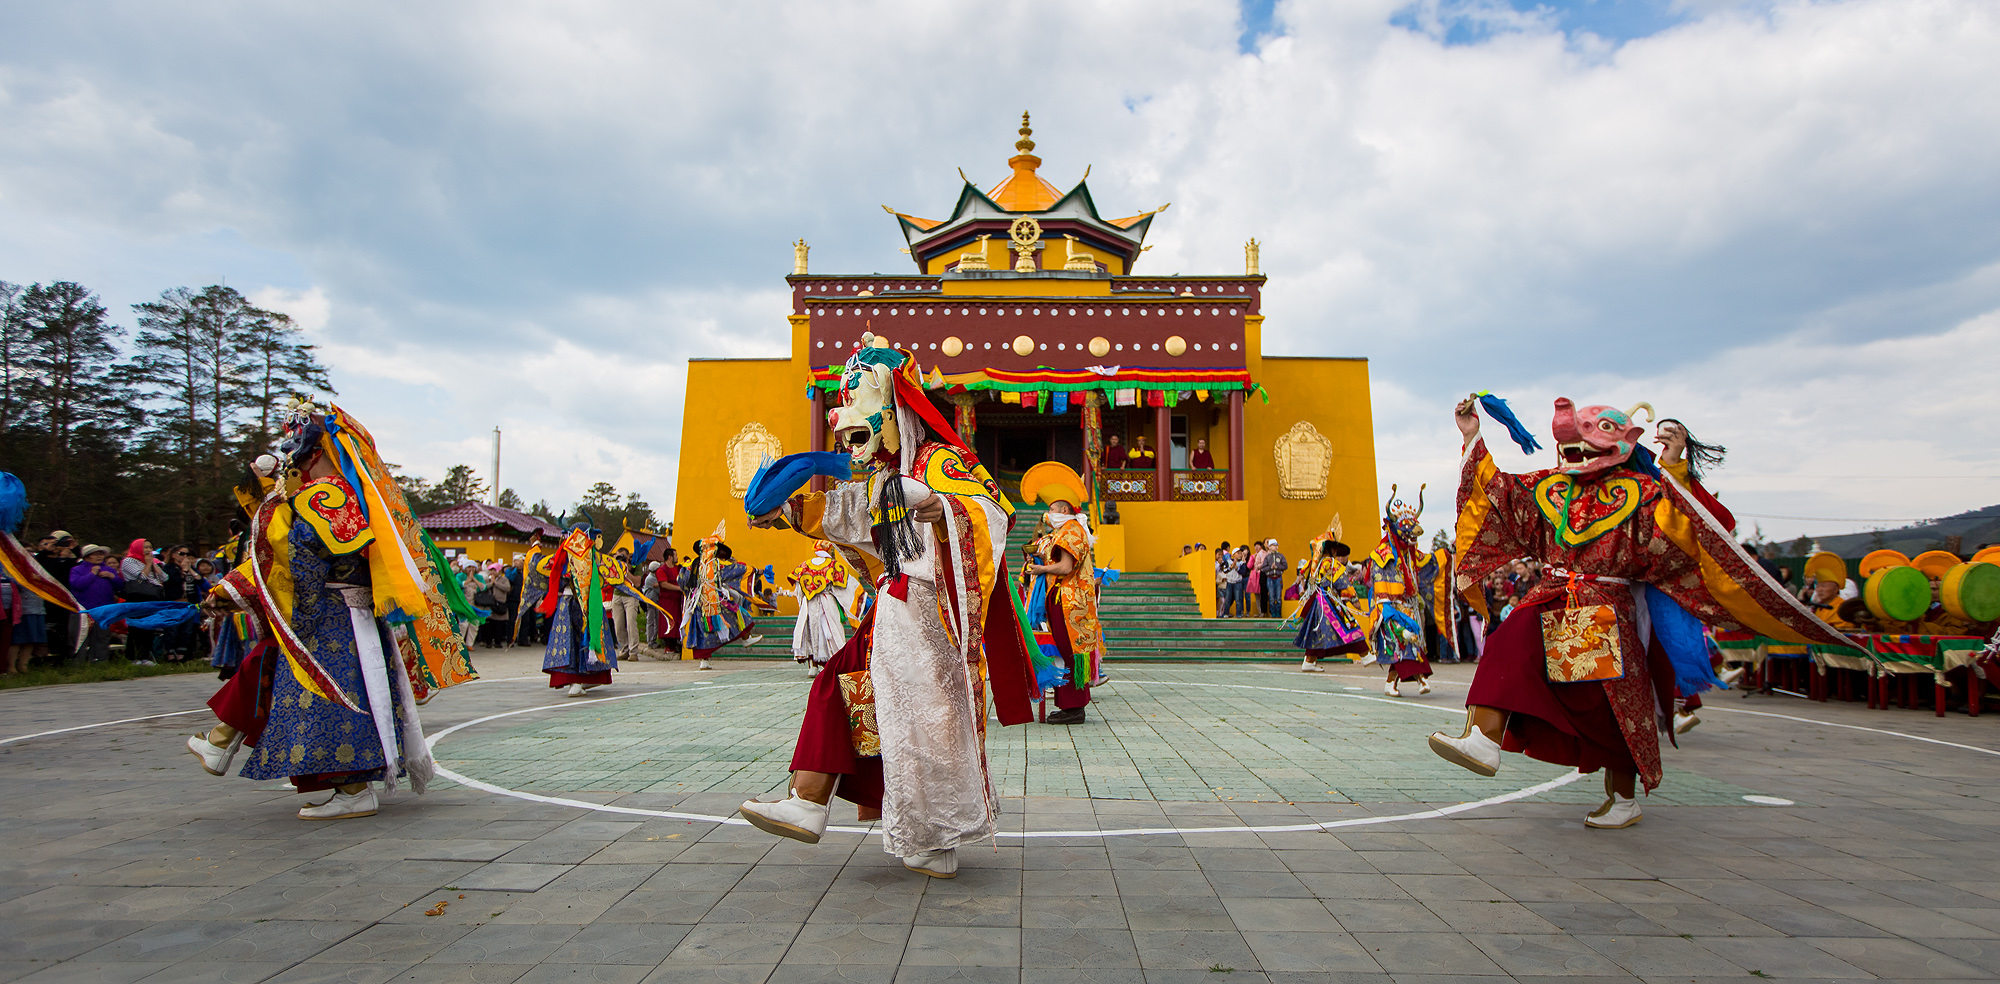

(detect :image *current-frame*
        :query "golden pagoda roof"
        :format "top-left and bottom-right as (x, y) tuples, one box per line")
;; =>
(985, 112), (1062, 212)
(1108, 204), (1170, 229)
(881, 205), (943, 231)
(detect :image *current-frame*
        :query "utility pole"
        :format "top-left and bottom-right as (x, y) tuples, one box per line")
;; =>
(492, 428), (502, 506)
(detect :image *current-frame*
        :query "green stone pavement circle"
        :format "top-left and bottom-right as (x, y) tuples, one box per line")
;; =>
(430, 666), (1764, 809)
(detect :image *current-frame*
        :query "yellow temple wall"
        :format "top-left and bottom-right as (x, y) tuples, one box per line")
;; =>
(1119, 499), (1249, 573)
(672, 357), (815, 614)
(429, 536), (534, 565)
(1242, 355), (1382, 573)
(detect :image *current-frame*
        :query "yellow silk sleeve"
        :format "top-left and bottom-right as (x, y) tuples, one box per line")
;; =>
(1653, 498), (1813, 643)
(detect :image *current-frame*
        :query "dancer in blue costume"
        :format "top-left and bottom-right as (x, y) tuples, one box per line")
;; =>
(189, 403), (450, 820)
(541, 523), (617, 697)
(678, 525), (757, 670)
(1292, 525), (1368, 673)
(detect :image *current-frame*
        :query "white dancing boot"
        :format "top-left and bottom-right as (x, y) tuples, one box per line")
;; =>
(903, 848), (958, 878)
(1385, 680), (1401, 697)
(738, 789), (830, 844)
(1585, 793), (1642, 829)
(298, 786), (378, 820)
(1720, 665), (1747, 686)
(1673, 711), (1700, 734)
(698, 659), (711, 670)
(1418, 679), (1432, 695)
(1299, 658), (1324, 673)
(1428, 721), (1502, 777)
(186, 732), (243, 776)
(564, 683), (586, 697)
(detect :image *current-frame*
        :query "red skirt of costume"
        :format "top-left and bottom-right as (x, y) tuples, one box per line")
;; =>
(1391, 657), (1432, 682)
(788, 611), (884, 810)
(1465, 598), (1674, 785)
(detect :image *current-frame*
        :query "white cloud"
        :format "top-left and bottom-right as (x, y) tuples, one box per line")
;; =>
(1, 0), (1997, 544)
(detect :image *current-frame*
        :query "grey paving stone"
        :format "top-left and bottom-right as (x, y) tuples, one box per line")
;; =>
(1320, 900), (1448, 935)
(639, 865), (753, 894)
(0, 921), (150, 962)
(638, 965), (775, 984)
(1217, 899), (1338, 934)
(1802, 936), (1990, 979)
(1239, 933), (1380, 974)
(1023, 872), (1118, 898)
(1128, 931), (1258, 972)
(430, 923), (583, 964)
(892, 968), (1018, 984)
(1477, 877), (1609, 904)
(767, 968), (897, 984)
(129, 961), (294, 984)
(1829, 905), (2000, 939)
(1517, 903), (1663, 937)
(12, 962), (177, 984)
(1110, 872), (1214, 898)
(1574, 935), (1743, 977)
(544, 923), (694, 964)
(600, 890), (727, 925)
(1464, 934), (1626, 977)
(73, 922), (240, 963)
(783, 924), (914, 966)
(1201, 872), (1309, 900)
(372, 964), (535, 983)
(1347, 933), (1502, 976)
(1022, 899), (1127, 931)
(902, 928), (1022, 969)
(1290, 874), (1408, 901)
(259, 963), (425, 984)
(1690, 937), (1874, 978)
(516, 965), (655, 983)
(489, 891), (629, 925)
(1021, 929), (1140, 969)
(1384, 876), (1506, 903)
(454, 863), (572, 893)
(918, 895), (1022, 928)
(706, 891), (824, 925)
(1113, 898), (1228, 933)
(663, 924), (801, 966)
(308, 923), (478, 963)
(541, 864), (666, 894)
(1419, 901), (1561, 936)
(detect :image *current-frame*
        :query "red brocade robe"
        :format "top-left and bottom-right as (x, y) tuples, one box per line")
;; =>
(1454, 438), (1849, 789)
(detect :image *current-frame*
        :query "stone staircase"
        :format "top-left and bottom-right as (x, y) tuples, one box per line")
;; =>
(717, 503), (1314, 663)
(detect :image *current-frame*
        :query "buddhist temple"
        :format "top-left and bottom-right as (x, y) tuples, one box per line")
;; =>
(674, 115), (1380, 600)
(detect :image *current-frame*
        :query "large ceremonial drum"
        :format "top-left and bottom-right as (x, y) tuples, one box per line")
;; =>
(1864, 565), (1930, 622)
(1942, 562), (2000, 622)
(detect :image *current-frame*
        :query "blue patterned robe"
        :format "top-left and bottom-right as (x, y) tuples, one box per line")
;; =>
(240, 521), (418, 783)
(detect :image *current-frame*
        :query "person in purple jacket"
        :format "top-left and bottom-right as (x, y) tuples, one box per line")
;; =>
(67, 544), (122, 662)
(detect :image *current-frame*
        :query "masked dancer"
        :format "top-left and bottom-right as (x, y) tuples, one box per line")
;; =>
(1429, 395), (1852, 828)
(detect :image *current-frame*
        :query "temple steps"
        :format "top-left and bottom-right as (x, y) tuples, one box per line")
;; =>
(713, 550), (1327, 664)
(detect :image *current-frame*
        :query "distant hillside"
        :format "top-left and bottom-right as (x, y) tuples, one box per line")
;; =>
(1782, 504), (2000, 559)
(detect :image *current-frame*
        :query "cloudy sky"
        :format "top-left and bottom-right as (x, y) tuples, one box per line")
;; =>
(4, 0), (1996, 544)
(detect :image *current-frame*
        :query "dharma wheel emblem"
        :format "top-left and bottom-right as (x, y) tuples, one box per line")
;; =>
(1008, 218), (1044, 272)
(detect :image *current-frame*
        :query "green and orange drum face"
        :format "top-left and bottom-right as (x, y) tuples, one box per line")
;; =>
(1864, 565), (1930, 623)
(1942, 562), (2000, 623)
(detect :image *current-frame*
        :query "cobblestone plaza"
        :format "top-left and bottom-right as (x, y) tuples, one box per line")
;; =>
(6, 654), (2000, 983)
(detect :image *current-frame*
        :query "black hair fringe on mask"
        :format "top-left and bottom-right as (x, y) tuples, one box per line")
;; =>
(873, 475), (926, 580)
(1661, 418), (1728, 481)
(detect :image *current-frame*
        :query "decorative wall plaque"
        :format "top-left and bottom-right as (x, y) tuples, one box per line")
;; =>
(1273, 421), (1334, 500)
(725, 422), (784, 498)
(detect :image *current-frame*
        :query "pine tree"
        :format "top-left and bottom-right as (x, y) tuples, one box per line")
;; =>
(497, 488), (524, 510)
(119, 286), (261, 542)
(238, 308), (333, 455)
(436, 464), (488, 505)
(15, 282), (133, 535)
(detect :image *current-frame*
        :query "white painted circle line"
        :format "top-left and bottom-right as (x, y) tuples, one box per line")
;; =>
(0, 708), (209, 746)
(1742, 795), (1795, 806)
(421, 675), (1577, 837)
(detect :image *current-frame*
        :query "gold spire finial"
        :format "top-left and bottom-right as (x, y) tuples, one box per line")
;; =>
(1015, 111), (1035, 154)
